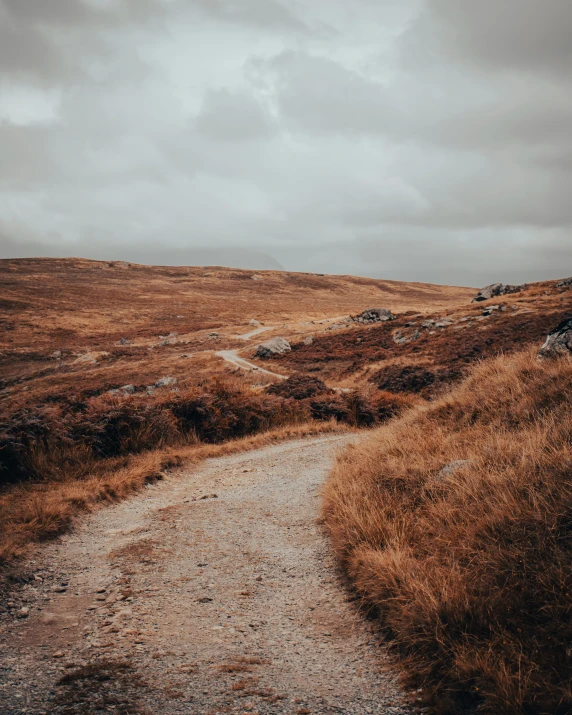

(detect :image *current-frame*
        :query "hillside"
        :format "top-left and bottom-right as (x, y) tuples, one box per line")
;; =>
(0, 257), (472, 406)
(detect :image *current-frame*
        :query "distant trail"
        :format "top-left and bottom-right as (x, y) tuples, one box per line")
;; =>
(216, 349), (287, 380)
(236, 326), (274, 341)
(0, 435), (418, 714)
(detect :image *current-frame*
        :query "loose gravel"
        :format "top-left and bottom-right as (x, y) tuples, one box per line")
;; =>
(0, 435), (423, 714)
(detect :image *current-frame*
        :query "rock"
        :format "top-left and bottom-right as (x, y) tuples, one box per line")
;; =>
(120, 384), (135, 394)
(155, 376), (178, 388)
(352, 308), (395, 324)
(159, 332), (178, 346)
(482, 305), (505, 317)
(434, 320), (453, 328)
(249, 319), (261, 327)
(472, 283), (524, 302)
(51, 350), (62, 359)
(557, 277), (572, 288)
(428, 460), (474, 486)
(16, 608), (29, 618)
(393, 329), (420, 345)
(303, 336), (314, 346)
(538, 317), (572, 359)
(438, 460), (473, 479)
(255, 337), (291, 358)
(208, 332), (220, 339)
(119, 337), (132, 345)
(73, 351), (109, 365)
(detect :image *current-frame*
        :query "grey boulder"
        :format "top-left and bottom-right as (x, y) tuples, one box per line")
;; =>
(538, 317), (572, 359)
(472, 283), (524, 302)
(255, 337), (291, 358)
(353, 308), (395, 323)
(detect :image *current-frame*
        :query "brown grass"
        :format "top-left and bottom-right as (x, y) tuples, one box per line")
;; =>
(0, 420), (347, 566)
(324, 348), (572, 714)
(275, 281), (572, 389)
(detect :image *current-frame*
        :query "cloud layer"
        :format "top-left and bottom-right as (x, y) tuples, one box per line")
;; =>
(1, 0), (571, 285)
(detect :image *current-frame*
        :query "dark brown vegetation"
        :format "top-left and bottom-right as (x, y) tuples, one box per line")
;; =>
(271, 281), (572, 394)
(324, 349), (572, 714)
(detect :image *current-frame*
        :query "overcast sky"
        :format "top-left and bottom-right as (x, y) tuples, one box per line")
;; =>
(1, 0), (571, 285)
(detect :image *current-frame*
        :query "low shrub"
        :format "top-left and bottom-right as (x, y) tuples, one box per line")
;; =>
(372, 364), (463, 396)
(0, 380), (410, 488)
(266, 374), (331, 400)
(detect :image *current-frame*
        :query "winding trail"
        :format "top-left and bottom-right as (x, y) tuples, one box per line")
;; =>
(236, 326), (274, 341)
(216, 349), (287, 380)
(0, 436), (419, 715)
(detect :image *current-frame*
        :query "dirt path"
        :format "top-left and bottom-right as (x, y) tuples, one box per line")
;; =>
(216, 349), (287, 380)
(0, 436), (420, 715)
(236, 326), (274, 341)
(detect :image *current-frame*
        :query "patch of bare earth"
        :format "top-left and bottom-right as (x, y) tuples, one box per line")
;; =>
(0, 436), (422, 714)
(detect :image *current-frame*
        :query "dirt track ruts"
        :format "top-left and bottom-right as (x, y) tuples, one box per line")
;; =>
(0, 435), (421, 714)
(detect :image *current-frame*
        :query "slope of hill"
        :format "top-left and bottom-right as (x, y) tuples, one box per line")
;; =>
(0, 257), (472, 406)
(324, 348), (572, 715)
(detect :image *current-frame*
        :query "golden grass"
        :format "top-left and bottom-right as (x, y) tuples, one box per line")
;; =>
(324, 348), (572, 714)
(0, 420), (347, 566)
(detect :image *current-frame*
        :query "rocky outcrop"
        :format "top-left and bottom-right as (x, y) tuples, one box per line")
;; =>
(538, 318), (572, 359)
(155, 376), (178, 388)
(255, 337), (291, 358)
(557, 277), (572, 288)
(352, 308), (395, 323)
(472, 283), (524, 302)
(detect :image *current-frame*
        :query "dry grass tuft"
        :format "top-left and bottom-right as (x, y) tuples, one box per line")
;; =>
(324, 348), (572, 714)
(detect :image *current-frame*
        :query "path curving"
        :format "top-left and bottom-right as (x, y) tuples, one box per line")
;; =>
(236, 326), (274, 341)
(216, 349), (287, 380)
(0, 436), (420, 714)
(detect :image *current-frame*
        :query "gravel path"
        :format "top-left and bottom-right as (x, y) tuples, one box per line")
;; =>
(0, 435), (421, 714)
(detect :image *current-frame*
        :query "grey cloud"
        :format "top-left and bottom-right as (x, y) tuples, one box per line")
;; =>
(195, 89), (278, 141)
(407, 0), (572, 76)
(266, 51), (396, 135)
(192, 0), (307, 30)
(0, 0), (571, 286)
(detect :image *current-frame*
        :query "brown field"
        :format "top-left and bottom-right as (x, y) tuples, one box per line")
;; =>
(0, 257), (472, 404)
(324, 349), (572, 715)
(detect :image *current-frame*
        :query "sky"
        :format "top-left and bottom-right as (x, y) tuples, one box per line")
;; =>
(0, 0), (571, 286)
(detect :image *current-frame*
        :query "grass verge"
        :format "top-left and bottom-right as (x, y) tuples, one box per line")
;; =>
(324, 348), (572, 715)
